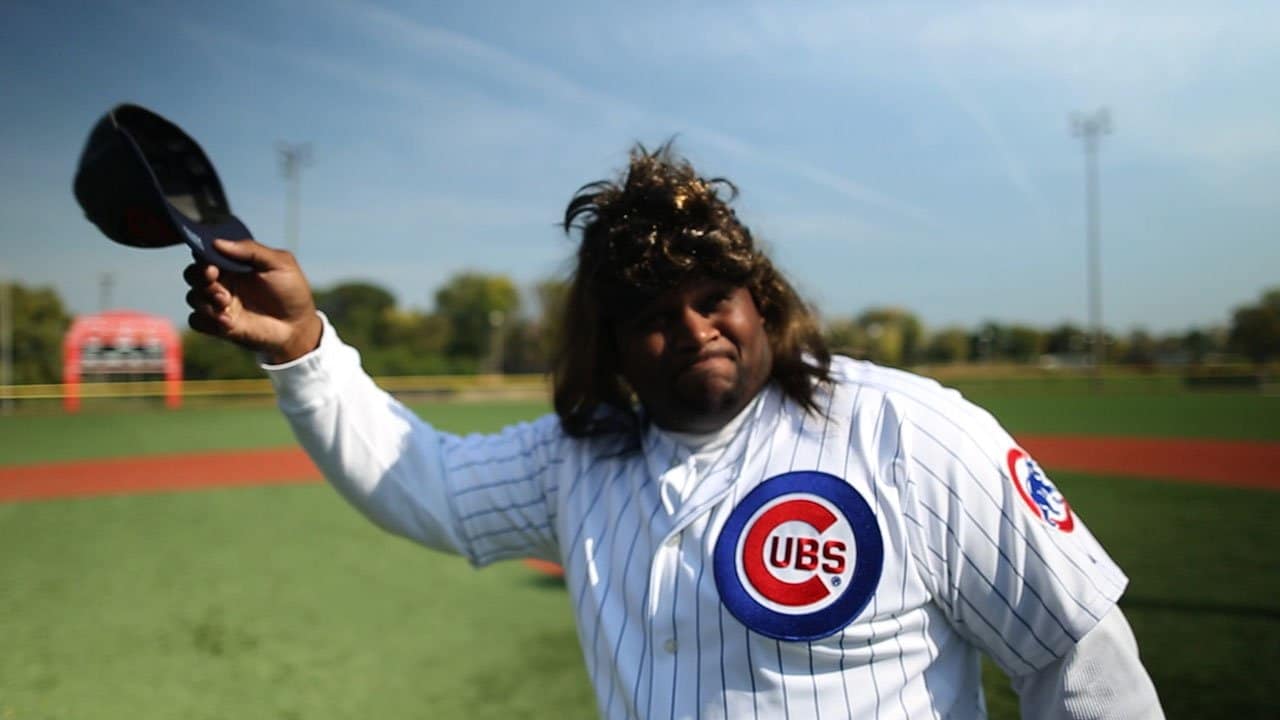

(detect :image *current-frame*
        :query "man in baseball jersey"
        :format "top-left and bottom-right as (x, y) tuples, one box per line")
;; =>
(184, 145), (1164, 719)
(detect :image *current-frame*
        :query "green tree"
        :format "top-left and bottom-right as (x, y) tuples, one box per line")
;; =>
(3, 283), (72, 384)
(969, 322), (1042, 363)
(855, 307), (922, 367)
(970, 322), (1004, 363)
(1005, 325), (1044, 363)
(380, 308), (450, 357)
(824, 318), (867, 358)
(1228, 288), (1280, 364)
(435, 273), (520, 361)
(1121, 329), (1157, 366)
(182, 330), (262, 380)
(313, 282), (398, 351)
(500, 317), (550, 374)
(364, 309), (453, 376)
(534, 278), (570, 361)
(1044, 323), (1087, 356)
(1183, 327), (1222, 365)
(924, 327), (970, 364)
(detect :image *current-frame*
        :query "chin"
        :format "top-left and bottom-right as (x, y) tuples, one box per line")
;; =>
(679, 386), (743, 424)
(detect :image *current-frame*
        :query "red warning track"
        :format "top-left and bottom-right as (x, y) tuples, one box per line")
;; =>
(1021, 436), (1280, 490)
(1, 435), (1278, 503)
(0, 448), (320, 502)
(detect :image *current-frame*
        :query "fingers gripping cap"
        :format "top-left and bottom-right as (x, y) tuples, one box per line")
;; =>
(73, 103), (252, 272)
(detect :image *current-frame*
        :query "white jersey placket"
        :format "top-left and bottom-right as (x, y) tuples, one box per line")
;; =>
(635, 392), (777, 719)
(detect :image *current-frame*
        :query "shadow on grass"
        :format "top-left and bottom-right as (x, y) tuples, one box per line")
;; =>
(523, 573), (568, 591)
(1122, 596), (1280, 622)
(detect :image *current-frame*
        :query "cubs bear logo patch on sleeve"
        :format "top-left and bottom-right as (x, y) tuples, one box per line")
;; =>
(713, 471), (883, 641)
(1006, 448), (1075, 532)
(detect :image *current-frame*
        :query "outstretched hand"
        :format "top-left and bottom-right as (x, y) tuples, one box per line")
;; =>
(183, 238), (322, 364)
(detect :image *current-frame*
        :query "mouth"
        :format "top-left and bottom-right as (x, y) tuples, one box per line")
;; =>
(681, 350), (736, 374)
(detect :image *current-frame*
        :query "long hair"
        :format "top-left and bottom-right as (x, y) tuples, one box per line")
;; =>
(553, 143), (831, 437)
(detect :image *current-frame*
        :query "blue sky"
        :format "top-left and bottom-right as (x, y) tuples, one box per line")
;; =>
(3, 0), (1276, 334)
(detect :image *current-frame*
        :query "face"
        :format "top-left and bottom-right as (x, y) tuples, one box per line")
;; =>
(614, 278), (773, 433)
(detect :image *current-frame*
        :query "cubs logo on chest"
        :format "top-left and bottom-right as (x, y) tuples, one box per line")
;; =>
(713, 471), (883, 641)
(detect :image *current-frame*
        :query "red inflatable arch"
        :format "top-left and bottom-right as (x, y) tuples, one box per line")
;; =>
(62, 310), (182, 412)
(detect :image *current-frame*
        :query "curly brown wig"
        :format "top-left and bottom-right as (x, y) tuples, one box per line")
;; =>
(553, 142), (831, 437)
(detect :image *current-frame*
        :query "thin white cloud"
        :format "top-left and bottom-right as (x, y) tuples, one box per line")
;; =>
(689, 130), (942, 230)
(911, 2), (1280, 170)
(926, 63), (1050, 221)
(914, 3), (1226, 87)
(320, 0), (939, 228)
(646, 2), (1280, 174)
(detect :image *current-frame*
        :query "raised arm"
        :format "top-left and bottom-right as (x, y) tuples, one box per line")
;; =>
(184, 238), (566, 564)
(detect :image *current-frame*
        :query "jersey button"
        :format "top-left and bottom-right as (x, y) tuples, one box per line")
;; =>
(664, 534), (681, 548)
(663, 639), (677, 654)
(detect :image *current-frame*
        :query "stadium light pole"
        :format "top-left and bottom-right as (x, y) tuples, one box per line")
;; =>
(99, 271), (115, 312)
(1071, 108), (1110, 392)
(488, 309), (506, 375)
(277, 142), (313, 254)
(0, 272), (12, 415)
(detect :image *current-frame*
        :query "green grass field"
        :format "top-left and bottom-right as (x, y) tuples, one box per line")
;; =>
(0, 400), (553, 465)
(4, 383), (1277, 466)
(956, 385), (1280, 441)
(2, 387), (1278, 718)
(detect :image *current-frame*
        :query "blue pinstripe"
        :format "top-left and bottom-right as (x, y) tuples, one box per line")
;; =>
(667, 533), (682, 720)
(469, 518), (553, 543)
(718, 603), (730, 719)
(563, 453), (626, 552)
(775, 641), (792, 720)
(836, 384), (864, 720)
(907, 489), (1061, 652)
(640, 529), (662, 720)
(890, 419), (912, 719)
(750, 402), (785, 720)
(909, 455), (1084, 640)
(873, 381), (1127, 600)
(445, 432), (561, 472)
(630, 445), (681, 720)
(453, 459), (566, 498)
(908, 420), (1118, 616)
(612, 496), (665, 718)
(905, 499), (1049, 669)
(459, 494), (549, 521)
(692, 519), (711, 720)
(745, 627), (759, 720)
(865, 396), (888, 719)
(584, 471), (644, 680)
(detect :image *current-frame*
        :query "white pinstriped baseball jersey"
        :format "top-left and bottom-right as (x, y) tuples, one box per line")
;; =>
(268, 315), (1127, 719)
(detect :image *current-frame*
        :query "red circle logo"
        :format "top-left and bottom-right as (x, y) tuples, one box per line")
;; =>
(715, 472), (883, 640)
(1007, 448), (1074, 532)
(735, 494), (858, 614)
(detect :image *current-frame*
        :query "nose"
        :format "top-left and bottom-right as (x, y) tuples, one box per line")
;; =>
(673, 305), (718, 349)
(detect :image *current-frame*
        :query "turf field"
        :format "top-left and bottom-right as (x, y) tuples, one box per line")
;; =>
(1, 387), (1278, 718)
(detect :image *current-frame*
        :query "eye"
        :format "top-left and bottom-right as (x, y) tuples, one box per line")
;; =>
(695, 289), (732, 315)
(625, 311), (666, 333)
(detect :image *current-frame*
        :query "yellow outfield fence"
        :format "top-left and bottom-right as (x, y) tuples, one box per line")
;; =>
(1, 363), (1273, 404)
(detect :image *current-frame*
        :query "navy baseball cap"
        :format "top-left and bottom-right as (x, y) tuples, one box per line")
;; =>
(73, 103), (252, 271)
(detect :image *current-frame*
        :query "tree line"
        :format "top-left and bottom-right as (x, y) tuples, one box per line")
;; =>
(1, 279), (1276, 384)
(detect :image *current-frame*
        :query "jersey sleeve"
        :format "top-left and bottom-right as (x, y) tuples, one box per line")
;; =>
(888, 386), (1128, 676)
(265, 313), (570, 566)
(1011, 605), (1165, 719)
